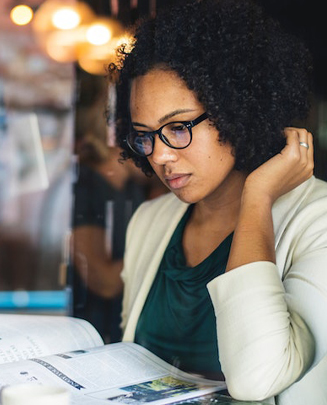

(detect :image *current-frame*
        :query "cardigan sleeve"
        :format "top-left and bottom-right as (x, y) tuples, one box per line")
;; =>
(207, 180), (327, 401)
(207, 262), (315, 401)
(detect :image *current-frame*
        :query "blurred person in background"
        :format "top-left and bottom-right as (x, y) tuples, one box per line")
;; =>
(71, 75), (166, 342)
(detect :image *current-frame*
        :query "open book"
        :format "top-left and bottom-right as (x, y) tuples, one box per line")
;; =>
(0, 314), (228, 405)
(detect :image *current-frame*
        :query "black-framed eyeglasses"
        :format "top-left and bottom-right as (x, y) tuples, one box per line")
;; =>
(125, 112), (208, 157)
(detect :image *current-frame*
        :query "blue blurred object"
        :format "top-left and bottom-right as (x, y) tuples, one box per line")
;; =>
(0, 290), (70, 311)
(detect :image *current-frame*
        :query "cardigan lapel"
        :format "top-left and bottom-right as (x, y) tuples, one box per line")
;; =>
(123, 196), (189, 341)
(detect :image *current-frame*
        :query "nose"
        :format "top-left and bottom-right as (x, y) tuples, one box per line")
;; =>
(150, 136), (178, 166)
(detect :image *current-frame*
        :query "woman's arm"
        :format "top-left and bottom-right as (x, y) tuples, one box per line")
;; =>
(72, 225), (124, 298)
(226, 128), (314, 271)
(210, 128), (321, 400)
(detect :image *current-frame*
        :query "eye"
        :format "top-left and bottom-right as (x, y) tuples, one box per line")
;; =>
(166, 123), (188, 135)
(134, 130), (149, 138)
(132, 132), (153, 155)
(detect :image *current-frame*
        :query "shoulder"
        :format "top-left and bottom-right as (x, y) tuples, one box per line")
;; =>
(273, 176), (327, 230)
(302, 176), (327, 201)
(294, 177), (327, 253)
(289, 177), (327, 230)
(285, 176), (327, 205)
(271, 177), (327, 294)
(128, 192), (187, 229)
(273, 177), (327, 254)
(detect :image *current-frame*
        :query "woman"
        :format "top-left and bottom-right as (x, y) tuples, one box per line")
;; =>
(109, 0), (327, 403)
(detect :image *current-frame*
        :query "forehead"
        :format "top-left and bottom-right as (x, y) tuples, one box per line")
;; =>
(129, 68), (202, 121)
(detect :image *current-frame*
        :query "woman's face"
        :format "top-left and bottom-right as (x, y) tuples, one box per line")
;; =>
(130, 68), (242, 205)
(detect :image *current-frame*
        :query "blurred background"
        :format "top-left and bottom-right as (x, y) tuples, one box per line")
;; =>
(0, 0), (326, 342)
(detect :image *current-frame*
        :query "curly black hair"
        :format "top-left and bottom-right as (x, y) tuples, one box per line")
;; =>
(109, 0), (312, 176)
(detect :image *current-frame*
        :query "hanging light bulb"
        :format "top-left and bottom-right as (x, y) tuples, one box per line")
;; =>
(52, 8), (81, 30)
(33, 0), (95, 63)
(32, 0), (130, 72)
(10, 5), (34, 26)
(78, 30), (132, 75)
(86, 23), (112, 46)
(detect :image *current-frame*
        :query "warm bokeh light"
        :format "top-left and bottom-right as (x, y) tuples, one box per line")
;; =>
(33, 0), (95, 63)
(45, 29), (85, 62)
(77, 18), (126, 74)
(86, 24), (112, 46)
(33, 0), (95, 34)
(32, 0), (129, 73)
(115, 34), (135, 53)
(10, 5), (34, 26)
(52, 7), (81, 30)
(78, 34), (132, 75)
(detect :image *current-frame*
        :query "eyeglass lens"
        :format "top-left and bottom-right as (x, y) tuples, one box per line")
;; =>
(129, 122), (191, 156)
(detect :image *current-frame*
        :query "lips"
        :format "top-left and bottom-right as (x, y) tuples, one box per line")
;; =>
(164, 173), (191, 189)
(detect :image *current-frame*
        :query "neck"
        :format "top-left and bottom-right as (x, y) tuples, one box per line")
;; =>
(193, 170), (247, 227)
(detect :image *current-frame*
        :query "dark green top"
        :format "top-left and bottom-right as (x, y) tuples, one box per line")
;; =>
(135, 205), (233, 379)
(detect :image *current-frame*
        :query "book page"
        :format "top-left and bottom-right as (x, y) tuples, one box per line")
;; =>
(0, 342), (226, 405)
(0, 314), (104, 365)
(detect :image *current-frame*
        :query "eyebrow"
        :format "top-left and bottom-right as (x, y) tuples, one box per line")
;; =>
(132, 108), (196, 128)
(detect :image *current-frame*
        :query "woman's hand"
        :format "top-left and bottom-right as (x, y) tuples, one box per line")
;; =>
(243, 128), (314, 205)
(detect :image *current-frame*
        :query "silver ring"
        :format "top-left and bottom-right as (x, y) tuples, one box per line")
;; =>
(299, 142), (309, 149)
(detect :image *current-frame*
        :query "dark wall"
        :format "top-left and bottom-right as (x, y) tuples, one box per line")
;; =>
(258, 0), (327, 99)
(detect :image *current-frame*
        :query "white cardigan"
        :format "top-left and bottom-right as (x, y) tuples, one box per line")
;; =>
(121, 176), (327, 405)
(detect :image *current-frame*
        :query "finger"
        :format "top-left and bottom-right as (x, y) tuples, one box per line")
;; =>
(285, 127), (310, 152)
(286, 127), (314, 175)
(297, 128), (309, 150)
(298, 129), (314, 171)
(283, 127), (307, 154)
(306, 131), (315, 176)
(307, 131), (314, 163)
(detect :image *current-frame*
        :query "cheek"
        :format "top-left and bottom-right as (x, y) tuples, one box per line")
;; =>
(193, 126), (230, 158)
(198, 141), (234, 167)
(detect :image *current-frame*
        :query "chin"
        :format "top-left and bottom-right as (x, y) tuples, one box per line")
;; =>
(172, 190), (201, 205)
